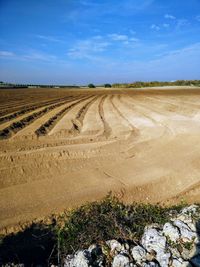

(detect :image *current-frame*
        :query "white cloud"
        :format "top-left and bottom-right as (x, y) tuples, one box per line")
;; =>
(108, 34), (129, 41)
(23, 52), (57, 61)
(108, 33), (139, 43)
(150, 24), (160, 31)
(67, 38), (110, 59)
(130, 37), (139, 42)
(164, 14), (176, 20)
(67, 33), (140, 60)
(163, 23), (169, 28)
(0, 51), (15, 57)
(35, 35), (62, 42)
(0, 50), (58, 63)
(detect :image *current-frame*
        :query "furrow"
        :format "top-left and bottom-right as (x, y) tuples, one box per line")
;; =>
(98, 95), (112, 138)
(0, 98), (80, 140)
(81, 96), (105, 136)
(36, 96), (93, 136)
(0, 96), (75, 124)
(70, 96), (99, 134)
(102, 95), (132, 138)
(110, 95), (136, 131)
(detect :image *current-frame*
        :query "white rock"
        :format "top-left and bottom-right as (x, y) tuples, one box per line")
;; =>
(163, 222), (180, 242)
(142, 228), (166, 251)
(141, 227), (170, 267)
(143, 262), (159, 267)
(64, 250), (90, 267)
(112, 253), (130, 267)
(131, 245), (146, 264)
(174, 205), (199, 232)
(169, 247), (181, 259)
(173, 220), (198, 242)
(171, 258), (190, 267)
(157, 251), (171, 267)
(181, 205), (199, 216)
(106, 240), (123, 253)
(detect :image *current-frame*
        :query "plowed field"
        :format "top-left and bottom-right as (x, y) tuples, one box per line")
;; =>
(1, 87), (200, 231)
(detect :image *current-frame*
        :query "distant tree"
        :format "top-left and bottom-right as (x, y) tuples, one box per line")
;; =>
(104, 83), (112, 88)
(88, 83), (95, 88)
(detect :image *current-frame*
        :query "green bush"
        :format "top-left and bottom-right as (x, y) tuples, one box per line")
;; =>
(104, 83), (112, 88)
(88, 83), (96, 88)
(57, 194), (185, 256)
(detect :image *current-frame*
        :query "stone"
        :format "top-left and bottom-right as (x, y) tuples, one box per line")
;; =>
(169, 247), (181, 259)
(181, 205), (199, 216)
(141, 227), (171, 267)
(106, 240), (123, 253)
(173, 220), (198, 242)
(174, 205), (200, 232)
(143, 262), (159, 267)
(163, 222), (180, 242)
(112, 252), (130, 267)
(64, 250), (91, 267)
(131, 245), (146, 264)
(171, 257), (190, 267)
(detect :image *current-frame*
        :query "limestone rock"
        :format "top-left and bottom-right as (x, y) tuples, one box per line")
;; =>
(171, 257), (190, 267)
(143, 262), (160, 267)
(141, 227), (171, 267)
(64, 250), (91, 267)
(163, 222), (180, 242)
(131, 245), (147, 264)
(173, 220), (198, 242)
(106, 240), (123, 254)
(112, 252), (130, 267)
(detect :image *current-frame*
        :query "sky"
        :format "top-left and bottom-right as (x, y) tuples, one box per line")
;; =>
(0, 0), (200, 85)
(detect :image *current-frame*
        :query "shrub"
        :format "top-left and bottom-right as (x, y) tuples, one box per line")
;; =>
(104, 84), (112, 88)
(88, 83), (96, 88)
(57, 194), (185, 256)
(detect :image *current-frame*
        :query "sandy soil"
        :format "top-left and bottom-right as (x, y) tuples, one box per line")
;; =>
(0, 87), (200, 232)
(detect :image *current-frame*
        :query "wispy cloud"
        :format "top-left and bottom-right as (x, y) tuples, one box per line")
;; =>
(23, 51), (57, 61)
(67, 37), (110, 59)
(35, 35), (63, 43)
(164, 14), (176, 20)
(163, 23), (169, 28)
(156, 42), (200, 58)
(108, 34), (128, 41)
(0, 49), (58, 63)
(67, 33), (140, 60)
(150, 24), (160, 31)
(0, 51), (15, 57)
(108, 33), (139, 44)
(176, 19), (189, 29)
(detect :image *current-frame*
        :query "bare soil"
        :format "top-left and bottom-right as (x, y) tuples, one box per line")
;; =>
(0, 87), (200, 232)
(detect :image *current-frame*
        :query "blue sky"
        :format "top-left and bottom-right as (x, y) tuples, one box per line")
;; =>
(0, 0), (200, 85)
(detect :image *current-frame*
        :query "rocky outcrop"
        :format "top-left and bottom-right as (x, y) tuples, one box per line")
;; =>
(64, 205), (200, 267)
